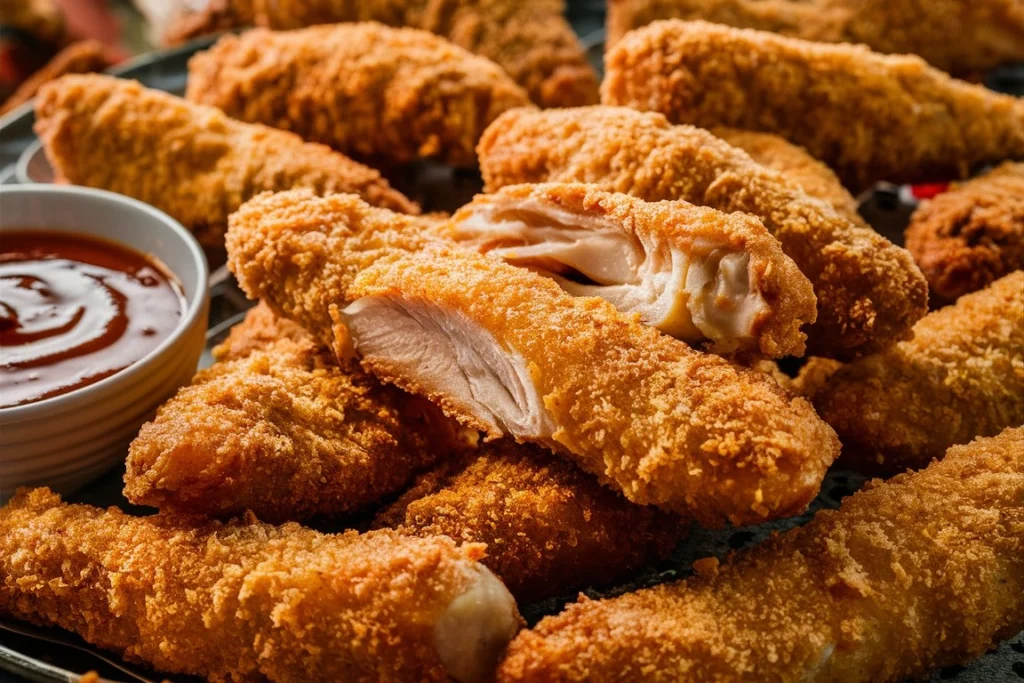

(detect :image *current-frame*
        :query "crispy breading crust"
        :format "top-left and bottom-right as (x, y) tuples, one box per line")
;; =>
(0, 488), (513, 682)
(373, 441), (686, 602)
(124, 313), (446, 522)
(813, 272), (1024, 474)
(906, 162), (1024, 302)
(448, 183), (817, 358)
(34, 75), (417, 249)
(711, 128), (864, 227)
(212, 301), (312, 362)
(346, 251), (838, 526)
(498, 428), (1024, 683)
(477, 106), (927, 359)
(602, 21), (1024, 192)
(788, 357), (845, 399)
(605, 0), (1024, 74)
(0, 41), (113, 117)
(164, 0), (598, 108)
(227, 191), (447, 352)
(185, 23), (533, 167)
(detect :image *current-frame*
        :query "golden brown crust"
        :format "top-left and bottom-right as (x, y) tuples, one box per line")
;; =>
(788, 357), (845, 399)
(0, 487), (506, 682)
(605, 0), (1024, 74)
(498, 428), (1024, 683)
(448, 182), (817, 358)
(712, 128), (864, 227)
(185, 23), (533, 167)
(477, 106), (927, 359)
(906, 162), (1024, 302)
(373, 440), (686, 601)
(125, 307), (446, 522)
(212, 301), (313, 361)
(813, 272), (1024, 474)
(34, 75), (418, 249)
(602, 21), (1024, 192)
(0, 41), (113, 117)
(348, 250), (838, 525)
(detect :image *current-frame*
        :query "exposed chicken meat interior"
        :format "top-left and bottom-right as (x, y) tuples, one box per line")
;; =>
(450, 198), (769, 346)
(340, 295), (557, 442)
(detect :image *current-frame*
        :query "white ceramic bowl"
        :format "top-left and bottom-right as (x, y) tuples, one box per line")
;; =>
(0, 185), (209, 500)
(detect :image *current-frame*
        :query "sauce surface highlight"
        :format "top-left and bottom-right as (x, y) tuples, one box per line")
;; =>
(1, 230), (186, 408)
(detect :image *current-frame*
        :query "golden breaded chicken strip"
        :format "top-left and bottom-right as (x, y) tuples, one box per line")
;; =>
(603, 21), (1024, 192)
(605, 0), (1024, 74)
(712, 128), (864, 227)
(34, 75), (417, 249)
(227, 192), (839, 525)
(498, 427), (1024, 683)
(212, 301), (312, 362)
(447, 183), (816, 358)
(906, 162), (1024, 302)
(0, 488), (520, 683)
(340, 251), (839, 525)
(163, 0), (598, 108)
(373, 441), (686, 602)
(124, 315), (447, 523)
(186, 24), (532, 167)
(477, 106), (927, 359)
(813, 272), (1024, 474)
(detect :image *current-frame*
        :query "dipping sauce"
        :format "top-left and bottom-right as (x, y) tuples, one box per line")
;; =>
(1, 231), (186, 408)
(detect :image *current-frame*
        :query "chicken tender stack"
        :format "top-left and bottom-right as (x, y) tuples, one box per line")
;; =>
(603, 21), (1024, 191)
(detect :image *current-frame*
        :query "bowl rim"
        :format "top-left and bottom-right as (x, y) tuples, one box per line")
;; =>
(0, 184), (209, 419)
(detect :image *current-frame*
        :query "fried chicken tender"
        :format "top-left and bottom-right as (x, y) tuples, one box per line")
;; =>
(605, 0), (1024, 74)
(0, 41), (114, 117)
(811, 272), (1024, 474)
(906, 162), (1024, 302)
(602, 21), (1024, 192)
(212, 301), (313, 362)
(186, 24), (533, 167)
(373, 441), (686, 602)
(497, 427), (1024, 683)
(164, 0), (599, 108)
(0, 488), (521, 683)
(711, 128), (864, 227)
(34, 75), (417, 249)
(447, 183), (816, 358)
(477, 106), (927, 359)
(227, 191), (839, 525)
(124, 310), (448, 523)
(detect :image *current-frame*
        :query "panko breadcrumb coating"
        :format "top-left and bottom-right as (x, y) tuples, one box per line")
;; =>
(0, 488), (521, 683)
(341, 251), (839, 525)
(498, 427), (1024, 683)
(603, 21), (1024, 192)
(186, 24), (533, 167)
(477, 106), (927, 359)
(712, 128), (864, 227)
(906, 162), (1024, 302)
(447, 183), (817, 358)
(34, 75), (417, 249)
(373, 441), (686, 602)
(163, 0), (599, 108)
(212, 301), (313, 362)
(124, 308), (448, 523)
(813, 272), (1024, 474)
(0, 41), (114, 117)
(605, 0), (1024, 74)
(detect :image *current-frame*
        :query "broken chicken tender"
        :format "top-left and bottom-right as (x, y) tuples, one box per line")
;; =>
(34, 75), (417, 249)
(497, 427), (1024, 683)
(186, 23), (533, 167)
(477, 106), (927, 358)
(812, 271), (1024, 475)
(603, 21), (1024, 191)
(124, 311), (447, 523)
(0, 488), (521, 683)
(447, 183), (816, 358)
(337, 251), (839, 525)
(373, 440), (686, 602)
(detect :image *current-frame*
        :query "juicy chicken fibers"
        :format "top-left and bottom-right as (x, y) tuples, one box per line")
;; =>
(447, 184), (816, 358)
(227, 193), (839, 526)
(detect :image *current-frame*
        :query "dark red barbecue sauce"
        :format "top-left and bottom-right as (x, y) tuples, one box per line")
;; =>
(0, 231), (185, 408)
